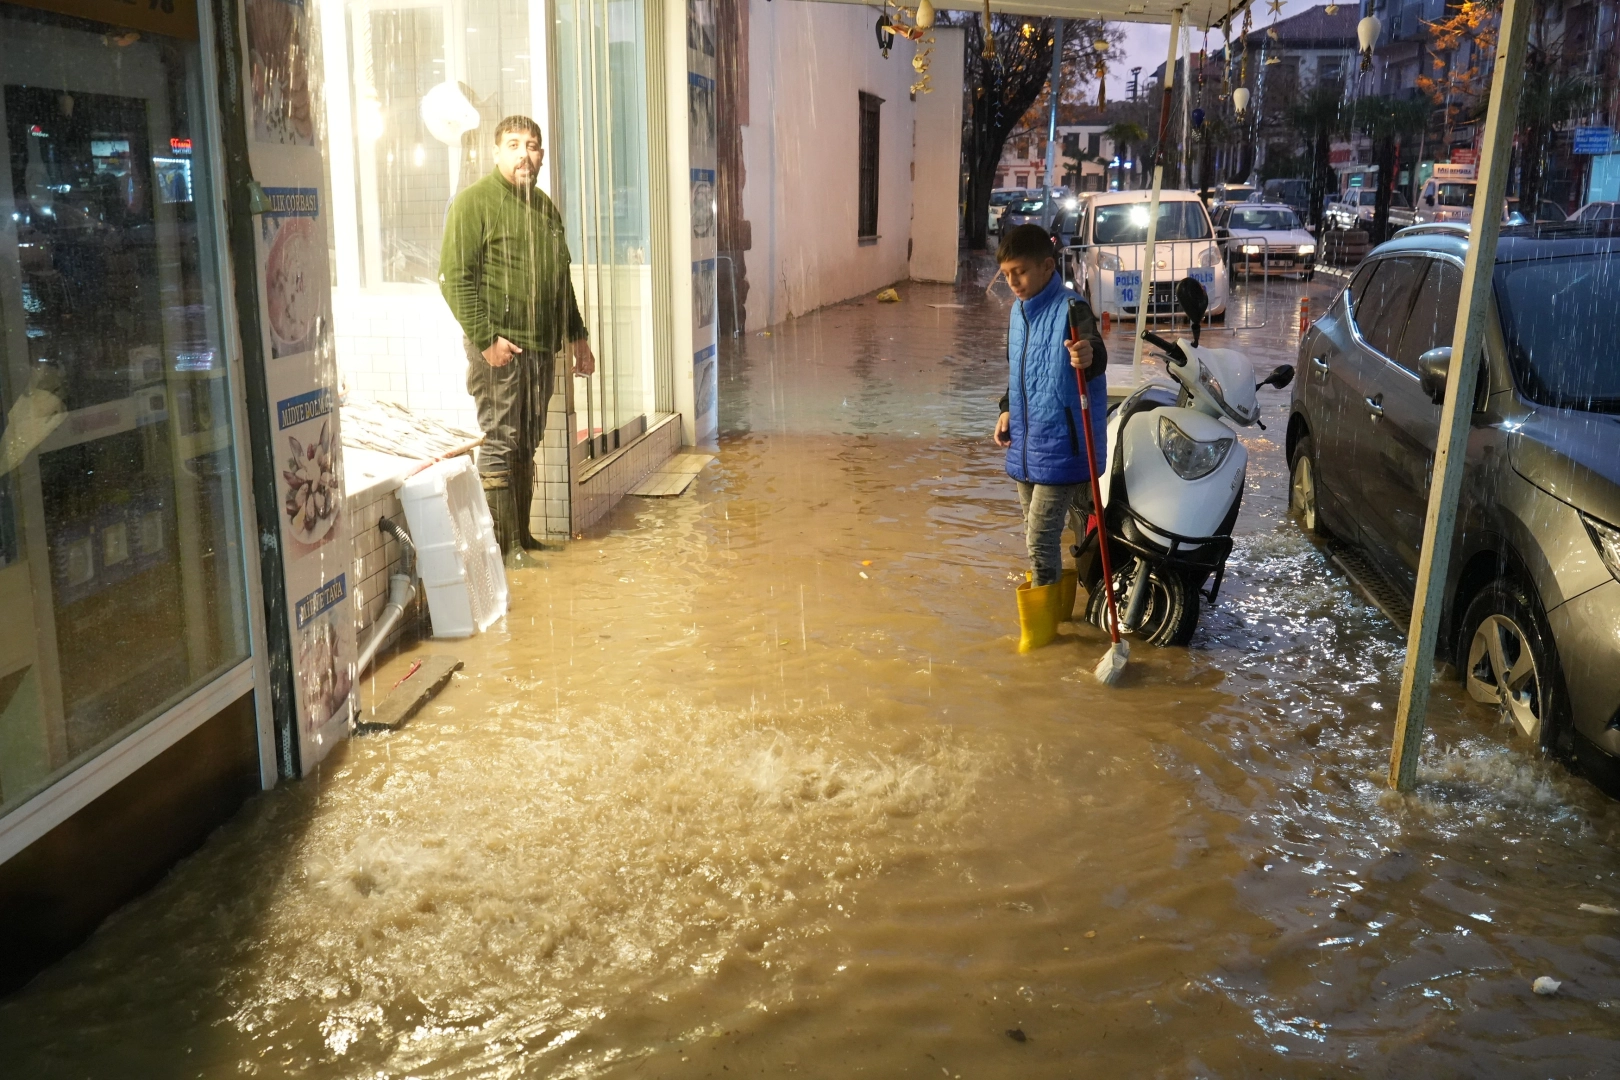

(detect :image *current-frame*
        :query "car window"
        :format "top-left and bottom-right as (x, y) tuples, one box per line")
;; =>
(1435, 183), (1475, 207)
(1345, 260), (1379, 317)
(1092, 201), (1212, 244)
(1228, 207), (1299, 230)
(1393, 260), (1462, 373)
(1353, 257), (1427, 358)
(1495, 249), (1620, 412)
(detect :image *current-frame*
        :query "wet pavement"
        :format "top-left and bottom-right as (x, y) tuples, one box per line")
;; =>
(4, 261), (1620, 1078)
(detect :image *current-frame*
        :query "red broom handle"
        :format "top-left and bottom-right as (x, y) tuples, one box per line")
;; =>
(1073, 327), (1122, 645)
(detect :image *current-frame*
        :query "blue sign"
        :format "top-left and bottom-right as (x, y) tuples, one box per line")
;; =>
(1574, 127), (1615, 155)
(1114, 267), (1213, 305)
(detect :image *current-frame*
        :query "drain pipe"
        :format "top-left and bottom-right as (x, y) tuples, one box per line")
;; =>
(356, 516), (417, 678)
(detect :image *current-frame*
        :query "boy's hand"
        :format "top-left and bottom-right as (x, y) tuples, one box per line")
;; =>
(1068, 337), (1095, 373)
(993, 411), (1011, 447)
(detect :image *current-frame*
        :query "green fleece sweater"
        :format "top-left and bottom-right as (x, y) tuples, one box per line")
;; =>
(439, 170), (587, 355)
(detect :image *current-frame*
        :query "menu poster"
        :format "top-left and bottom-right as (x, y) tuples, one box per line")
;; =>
(258, 188), (330, 359)
(245, 0), (315, 146)
(687, 14), (719, 442)
(240, 2), (352, 768)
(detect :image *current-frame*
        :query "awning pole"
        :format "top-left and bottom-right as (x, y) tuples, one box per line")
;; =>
(1131, 5), (1185, 380)
(1387, 0), (1533, 791)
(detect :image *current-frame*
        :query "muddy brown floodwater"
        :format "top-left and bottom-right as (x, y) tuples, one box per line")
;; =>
(5, 264), (1620, 1079)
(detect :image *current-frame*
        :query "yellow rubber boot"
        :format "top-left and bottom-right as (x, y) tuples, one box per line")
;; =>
(1016, 580), (1062, 653)
(1057, 568), (1078, 623)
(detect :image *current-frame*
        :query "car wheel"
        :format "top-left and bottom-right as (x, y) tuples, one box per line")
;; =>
(1457, 579), (1572, 755)
(1289, 435), (1328, 538)
(1086, 560), (1200, 647)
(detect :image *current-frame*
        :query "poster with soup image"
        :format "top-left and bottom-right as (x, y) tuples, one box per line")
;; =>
(259, 188), (330, 358)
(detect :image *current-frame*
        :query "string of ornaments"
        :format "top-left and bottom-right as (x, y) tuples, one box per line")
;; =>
(873, 0), (937, 94)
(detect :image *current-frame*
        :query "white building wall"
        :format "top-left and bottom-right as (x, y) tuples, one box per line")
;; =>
(741, 0), (954, 329)
(909, 28), (964, 284)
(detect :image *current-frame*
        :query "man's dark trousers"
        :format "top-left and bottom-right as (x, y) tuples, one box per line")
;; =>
(465, 337), (554, 547)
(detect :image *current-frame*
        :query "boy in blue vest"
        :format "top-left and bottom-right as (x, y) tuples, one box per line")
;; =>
(992, 224), (1108, 651)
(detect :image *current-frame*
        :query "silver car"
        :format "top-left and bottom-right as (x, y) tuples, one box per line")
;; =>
(1286, 222), (1620, 774)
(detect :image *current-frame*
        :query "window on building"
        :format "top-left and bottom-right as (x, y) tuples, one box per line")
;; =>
(1088, 133), (1101, 157)
(858, 92), (881, 238)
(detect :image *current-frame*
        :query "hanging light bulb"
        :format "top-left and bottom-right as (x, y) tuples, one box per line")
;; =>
(1357, 15), (1381, 72)
(916, 0), (935, 30)
(1232, 86), (1250, 117)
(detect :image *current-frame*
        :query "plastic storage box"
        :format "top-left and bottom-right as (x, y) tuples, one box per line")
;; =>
(397, 456), (508, 638)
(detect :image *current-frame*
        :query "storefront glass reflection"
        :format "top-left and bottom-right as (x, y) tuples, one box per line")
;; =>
(0, 4), (251, 815)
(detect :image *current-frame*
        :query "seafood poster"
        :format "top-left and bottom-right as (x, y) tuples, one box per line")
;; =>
(239, 5), (351, 767)
(258, 187), (330, 359)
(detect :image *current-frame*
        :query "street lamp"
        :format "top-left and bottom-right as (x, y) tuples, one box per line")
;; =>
(1357, 15), (1381, 73)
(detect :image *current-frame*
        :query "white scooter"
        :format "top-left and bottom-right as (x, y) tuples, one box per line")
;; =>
(1076, 278), (1293, 645)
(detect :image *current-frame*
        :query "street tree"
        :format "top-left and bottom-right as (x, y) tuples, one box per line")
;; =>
(1287, 83), (1346, 230)
(948, 13), (1119, 249)
(1343, 94), (1429, 241)
(1102, 121), (1147, 190)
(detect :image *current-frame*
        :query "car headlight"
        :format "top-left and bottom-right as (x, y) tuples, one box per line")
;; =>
(1098, 252), (1122, 271)
(1582, 513), (1620, 582)
(1297, 243), (1315, 255)
(1198, 246), (1219, 267)
(1240, 244), (1262, 255)
(1158, 415), (1234, 480)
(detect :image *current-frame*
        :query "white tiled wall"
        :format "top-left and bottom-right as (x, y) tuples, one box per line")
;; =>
(335, 289), (479, 433)
(348, 484), (413, 655)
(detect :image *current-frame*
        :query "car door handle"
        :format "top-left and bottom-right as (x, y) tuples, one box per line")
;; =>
(1311, 354), (1330, 373)
(1365, 394), (1385, 419)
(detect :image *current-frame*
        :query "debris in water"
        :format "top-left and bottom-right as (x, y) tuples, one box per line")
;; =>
(1579, 903), (1620, 916)
(859, 571), (869, 579)
(1533, 976), (1562, 996)
(875, 288), (901, 303)
(1084, 930), (1097, 938)
(1006, 1028), (1026, 1043)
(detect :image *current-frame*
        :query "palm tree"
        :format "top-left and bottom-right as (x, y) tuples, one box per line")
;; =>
(1103, 121), (1147, 190)
(1343, 95), (1429, 241)
(1287, 84), (1345, 231)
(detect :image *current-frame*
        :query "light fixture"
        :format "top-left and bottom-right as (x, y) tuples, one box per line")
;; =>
(916, 0), (935, 29)
(1357, 15), (1381, 72)
(420, 81), (480, 145)
(1232, 86), (1250, 117)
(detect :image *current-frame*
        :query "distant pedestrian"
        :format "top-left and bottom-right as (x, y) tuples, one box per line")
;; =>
(440, 115), (594, 567)
(992, 224), (1107, 651)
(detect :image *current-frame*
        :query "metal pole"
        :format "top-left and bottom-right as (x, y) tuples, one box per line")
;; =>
(1042, 19), (1066, 230)
(1388, 0), (1533, 791)
(1130, 5), (1184, 380)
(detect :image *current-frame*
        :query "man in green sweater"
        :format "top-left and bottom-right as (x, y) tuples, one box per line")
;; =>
(439, 115), (594, 564)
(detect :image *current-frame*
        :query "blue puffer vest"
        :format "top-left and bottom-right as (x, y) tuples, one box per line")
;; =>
(1006, 273), (1107, 485)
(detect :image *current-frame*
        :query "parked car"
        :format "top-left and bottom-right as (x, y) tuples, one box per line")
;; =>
(1569, 201), (1620, 223)
(989, 188), (1027, 234)
(1505, 197), (1569, 225)
(1286, 222), (1620, 771)
(1207, 182), (1257, 216)
(1214, 203), (1316, 278)
(1003, 194), (1051, 230)
(1326, 188), (1415, 232)
(1067, 189), (1228, 319)
(1261, 177), (1312, 219)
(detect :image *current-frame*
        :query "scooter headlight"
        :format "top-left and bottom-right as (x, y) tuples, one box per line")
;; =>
(1158, 415), (1234, 480)
(1098, 251), (1123, 271)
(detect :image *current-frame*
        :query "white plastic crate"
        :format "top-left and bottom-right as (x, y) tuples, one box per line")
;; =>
(398, 456), (508, 638)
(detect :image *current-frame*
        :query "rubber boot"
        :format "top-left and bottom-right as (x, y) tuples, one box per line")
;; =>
(1057, 568), (1078, 623)
(487, 486), (538, 571)
(1016, 580), (1062, 653)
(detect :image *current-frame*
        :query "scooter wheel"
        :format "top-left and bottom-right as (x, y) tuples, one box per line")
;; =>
(1086, 562), (1200, 647)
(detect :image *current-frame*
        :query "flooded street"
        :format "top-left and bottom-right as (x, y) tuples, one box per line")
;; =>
(5, 265), (1620, 1078)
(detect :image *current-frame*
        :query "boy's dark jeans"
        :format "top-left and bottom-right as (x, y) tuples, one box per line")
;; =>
(1017, 481), (1093, 586)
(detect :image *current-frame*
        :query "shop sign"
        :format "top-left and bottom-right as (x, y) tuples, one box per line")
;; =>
(8, 0), (196, 38)
(1451, 148), (1477, 165)
(1574, 127), (1617, 155)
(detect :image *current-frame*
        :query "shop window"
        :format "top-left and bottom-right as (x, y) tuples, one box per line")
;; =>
(554, 0), (655, 454)
(857, 92), (880, 239)
(0, 5), (251, 817)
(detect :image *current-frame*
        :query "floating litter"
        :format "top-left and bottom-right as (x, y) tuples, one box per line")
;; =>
(1532, 976), (1561, 995)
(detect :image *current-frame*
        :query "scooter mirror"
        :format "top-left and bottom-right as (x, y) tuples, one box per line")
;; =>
(1257, 364), (1295, 390)
(1176, 277), (1208, 345)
